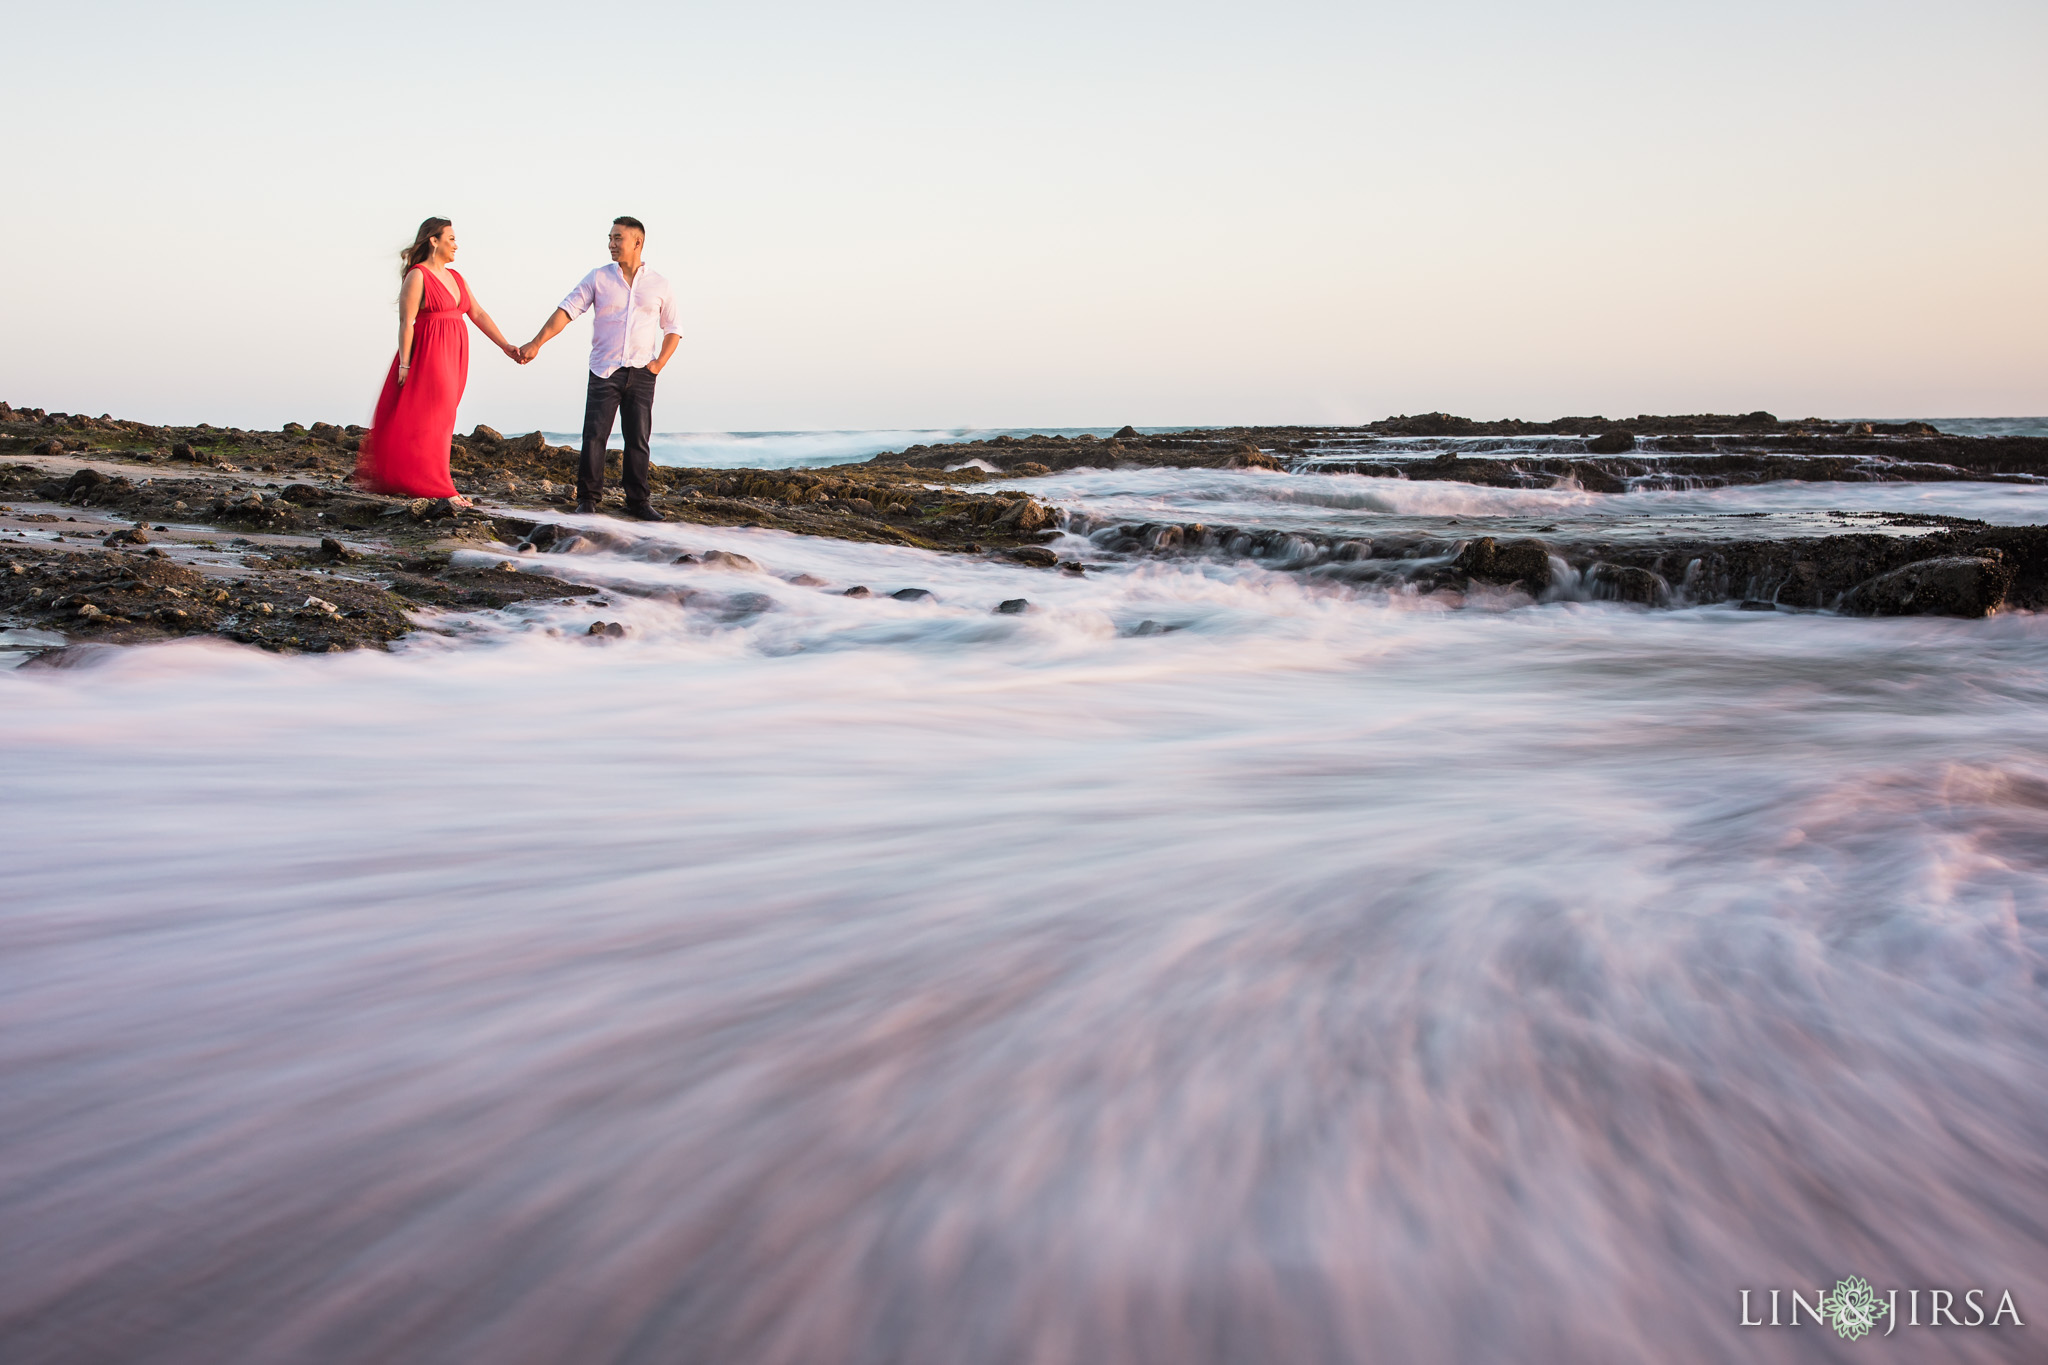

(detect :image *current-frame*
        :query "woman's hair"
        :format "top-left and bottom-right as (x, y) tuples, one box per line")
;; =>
(400, 218), (452, 276)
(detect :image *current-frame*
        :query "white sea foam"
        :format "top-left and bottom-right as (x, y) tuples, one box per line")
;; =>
(1008, 466), (2048, 541)
(3, 485), (2046, 1363)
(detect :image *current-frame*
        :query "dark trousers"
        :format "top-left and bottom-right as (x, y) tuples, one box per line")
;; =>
(579, 366), (657, 505)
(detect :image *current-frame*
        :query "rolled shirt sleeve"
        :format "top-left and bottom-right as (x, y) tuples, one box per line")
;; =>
(658, 282), (681, 337)
(557, 270), (599, 319)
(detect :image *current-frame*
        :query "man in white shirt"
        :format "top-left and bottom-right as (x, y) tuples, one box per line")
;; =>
(519, 217), (681, 518)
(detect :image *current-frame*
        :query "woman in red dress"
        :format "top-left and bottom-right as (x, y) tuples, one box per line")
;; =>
(356, 217), (524, 501)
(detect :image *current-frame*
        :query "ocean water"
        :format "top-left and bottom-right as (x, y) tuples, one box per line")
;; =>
(544, 417), (2048, 472)
(545, 427), (1153, 469)
(3, 468), (2046, 1363)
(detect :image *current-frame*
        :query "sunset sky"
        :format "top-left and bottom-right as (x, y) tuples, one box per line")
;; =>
(5, 0), (2043, 432)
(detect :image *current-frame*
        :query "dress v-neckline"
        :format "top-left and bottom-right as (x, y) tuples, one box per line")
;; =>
(421, 266), (462, 309)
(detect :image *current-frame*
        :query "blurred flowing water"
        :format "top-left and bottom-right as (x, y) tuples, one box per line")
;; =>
(3, 471), (2047, 1363)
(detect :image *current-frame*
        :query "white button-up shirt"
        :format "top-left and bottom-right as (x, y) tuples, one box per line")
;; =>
(557, 263), (681, 377)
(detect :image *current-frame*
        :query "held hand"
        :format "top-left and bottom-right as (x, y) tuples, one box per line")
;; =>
(500, 341), (523, 363)
(517, 342), (541, 363)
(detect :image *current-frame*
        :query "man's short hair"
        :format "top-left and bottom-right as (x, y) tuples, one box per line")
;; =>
(613, 216), (646, 238)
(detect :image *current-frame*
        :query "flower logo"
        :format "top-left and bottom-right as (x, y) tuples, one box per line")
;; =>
(1822, 1276), (1888, 1341)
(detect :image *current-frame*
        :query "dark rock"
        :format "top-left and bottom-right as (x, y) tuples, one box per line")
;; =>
(995, 498), (1056, 533)
(1010, 462), (1050, 477)
(672, 553), (699, 564)
(318, 537), (361, 562)
(699, 550), (760, 572)
(1737, 600), (1778, 611)
(63, 468), (106, 497)
(1586, 430), (1636, 455)
(1840, 555), (2011, 619)
(1452, 536), (1553, 590)
(714, 592), (776, 620)
(842, 585), (871, 597)
(1564, 462), (1629, 493)
(1005, 546), (1059, 567)
(890, 588), (932, 601)
(102, 528), (148, 547)
(1586, 563), (1668, 606)
(996, 598), (1030, 614)
(1114, 425), (1140, 439)
(469, 425), (505, 444)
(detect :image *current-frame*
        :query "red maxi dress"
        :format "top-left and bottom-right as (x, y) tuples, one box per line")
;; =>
(356, 267), (470, 498)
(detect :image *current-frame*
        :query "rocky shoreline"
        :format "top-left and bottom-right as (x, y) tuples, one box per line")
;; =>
(0, 403), (1063, 661)
(867, 414), (2048, 485)
(1064, 511), (2048, 616)
(3, 402), (2044, 662)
